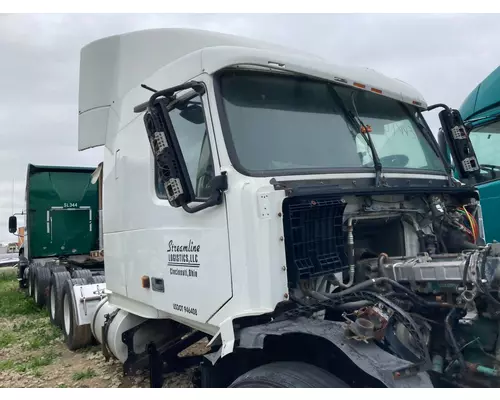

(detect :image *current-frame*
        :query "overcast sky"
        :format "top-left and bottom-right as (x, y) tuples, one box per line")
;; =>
(0, 13), (499, 243)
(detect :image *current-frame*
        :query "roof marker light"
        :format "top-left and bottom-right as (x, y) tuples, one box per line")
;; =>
(371, 88), (382, 94)
(334, 77), (348, 84)
(353, 82), (366, 89)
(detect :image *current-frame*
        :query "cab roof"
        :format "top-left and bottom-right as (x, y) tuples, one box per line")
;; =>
(78, 28), (428, 150)
(459, 66), (500, 128)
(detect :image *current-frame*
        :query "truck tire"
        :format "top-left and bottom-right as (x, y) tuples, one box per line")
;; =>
(62, 278), (92, 350)
(51, 266), (68, 274)
(229, 362), (349, 388)
(86, 275), (106, 284)
(48, 270), (72, 327)
(44, 261), (67, 275)
(72, 269), (92, 280)
(34, 267), (51, 307)
(28, 263), (40, 298)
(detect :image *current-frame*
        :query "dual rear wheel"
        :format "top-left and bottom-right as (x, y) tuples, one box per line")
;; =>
(48, 270), (71, 327)
(61, 278), (93, 350)
(25, 263), (98, 351)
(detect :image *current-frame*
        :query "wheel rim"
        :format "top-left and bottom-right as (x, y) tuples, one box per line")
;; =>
(63, 293), (71, 335)
(34, 281), (38, 301)
(50, 286), (56, 319)
(28, 274), (32, 296)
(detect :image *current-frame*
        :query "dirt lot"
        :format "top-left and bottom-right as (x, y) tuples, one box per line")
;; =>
(0, 267), (204, 388)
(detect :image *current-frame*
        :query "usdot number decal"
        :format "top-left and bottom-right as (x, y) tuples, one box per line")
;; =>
(173, 303), (198, 316)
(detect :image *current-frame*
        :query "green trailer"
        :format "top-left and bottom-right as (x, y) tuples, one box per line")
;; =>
(8, 163), (104, 325)
(24, 164), (99, 259)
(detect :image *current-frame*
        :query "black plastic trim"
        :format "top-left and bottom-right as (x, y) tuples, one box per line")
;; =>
(269, 176), (478, 200)
(152, 89), (216, 204)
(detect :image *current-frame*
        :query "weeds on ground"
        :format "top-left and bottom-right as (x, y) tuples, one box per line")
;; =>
(0, 330), (16, 348)
(0, 271), (41, 318)
(0, 349), (60, 373)
(72, 368), (97, 381)
(0, 270), (61, 351)
(0, 271), (61, 375)
(14, 350), (60, 373)
(0, 360), (15, 372)
(22, 324), (62, 350)
(0, 269), (17, 281)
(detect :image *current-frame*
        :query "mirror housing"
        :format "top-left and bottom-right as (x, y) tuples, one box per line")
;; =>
(428, 104), (481, 182)
(144, 107), (194, 208)
(140, 80), (227, 213)
(182, 172), (228, 214)
(178, 103), (205, 125)
(8, 216), (17, 233)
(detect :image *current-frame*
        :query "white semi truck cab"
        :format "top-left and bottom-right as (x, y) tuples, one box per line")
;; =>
(58, 28), (500, 388)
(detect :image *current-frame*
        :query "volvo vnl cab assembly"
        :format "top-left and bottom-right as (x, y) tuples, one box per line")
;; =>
(28, 28), (500, 388)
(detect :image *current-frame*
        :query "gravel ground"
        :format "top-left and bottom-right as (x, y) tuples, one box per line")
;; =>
(0, 268), (208, 388)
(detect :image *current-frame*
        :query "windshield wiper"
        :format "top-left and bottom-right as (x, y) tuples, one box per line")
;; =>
(349, 92), (386, 187)
(326, 85), (386, 187)
(465, 113), (500, 127)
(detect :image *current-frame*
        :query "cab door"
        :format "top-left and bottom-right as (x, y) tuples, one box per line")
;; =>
(124, 81), (232, 324)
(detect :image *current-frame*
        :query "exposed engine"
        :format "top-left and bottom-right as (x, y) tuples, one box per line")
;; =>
(283, 191), (500, 388)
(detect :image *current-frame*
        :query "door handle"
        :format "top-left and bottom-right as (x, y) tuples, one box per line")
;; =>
(115, 149), (121, 180)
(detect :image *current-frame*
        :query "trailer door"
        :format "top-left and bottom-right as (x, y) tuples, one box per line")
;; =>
(49, 207), (94, 255)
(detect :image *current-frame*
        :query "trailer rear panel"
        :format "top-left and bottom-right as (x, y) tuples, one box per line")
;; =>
(26, 164), (99, 259)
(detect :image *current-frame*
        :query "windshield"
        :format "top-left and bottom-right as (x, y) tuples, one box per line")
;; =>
(217, 70), (447, 176)
(468, 120), (500, 181)
(469, 120), (500, 167)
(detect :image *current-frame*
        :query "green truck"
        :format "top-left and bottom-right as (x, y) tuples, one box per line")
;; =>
(438, 66), (500, 243)
(9, 164), (104, 326)
(459, 66), (500, 243)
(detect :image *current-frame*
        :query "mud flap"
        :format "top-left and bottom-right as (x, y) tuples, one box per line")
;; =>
(237, 317), (433, 388)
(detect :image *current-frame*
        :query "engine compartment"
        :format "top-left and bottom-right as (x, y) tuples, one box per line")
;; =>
(282, 190), (500, 388)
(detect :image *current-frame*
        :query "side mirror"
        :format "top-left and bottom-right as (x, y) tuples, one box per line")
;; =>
(143, 98), (196, 209)
(140, 80), (227, 214)
(428, 104), (481, 182)
(178, 103), (205, 125)
(8, 216), (17, 234)
(181, 173), (228, 214)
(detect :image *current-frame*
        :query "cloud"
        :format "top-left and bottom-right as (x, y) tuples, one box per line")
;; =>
(0, 13), (499, 243)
